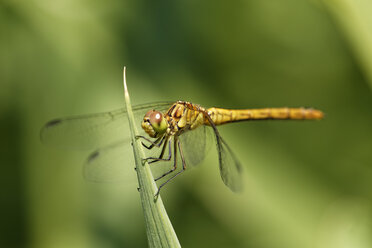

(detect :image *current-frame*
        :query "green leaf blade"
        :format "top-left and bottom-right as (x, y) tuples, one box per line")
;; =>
(122, 67), (181, 248)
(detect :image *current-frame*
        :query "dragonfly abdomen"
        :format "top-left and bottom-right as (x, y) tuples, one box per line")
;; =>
(206, 107), (323, 125)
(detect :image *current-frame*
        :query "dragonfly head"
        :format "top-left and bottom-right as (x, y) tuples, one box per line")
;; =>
(142, 110), (167, 138)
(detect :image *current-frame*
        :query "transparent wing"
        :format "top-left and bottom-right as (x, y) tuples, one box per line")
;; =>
(203, 116), (243, 192)
(85, 136), (179, 182)
(83, 135), (177, 183)
(177, 123), (242, 191)
(179, 125), (213, 168)
(41, 101), (173, 182)
(218, 136), (243, 192)
(40, 102), (173, 150)
(83, 140), (136, 183)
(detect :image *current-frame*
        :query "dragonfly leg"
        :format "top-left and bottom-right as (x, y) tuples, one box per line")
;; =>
(144, 139), (172, 164)
(155, 138), (187, 197)
(136, 135), (164, 149)
(155, 139), (177, 181)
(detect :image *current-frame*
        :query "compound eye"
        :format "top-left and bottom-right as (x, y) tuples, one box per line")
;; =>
(149, 111), (163, 126)
(144, 110), (154, 118)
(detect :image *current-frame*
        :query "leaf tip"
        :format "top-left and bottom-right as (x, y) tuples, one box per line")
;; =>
(123, 66), (129, 97)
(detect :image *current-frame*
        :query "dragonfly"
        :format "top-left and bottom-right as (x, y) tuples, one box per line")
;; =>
(41, 100), (323, 196)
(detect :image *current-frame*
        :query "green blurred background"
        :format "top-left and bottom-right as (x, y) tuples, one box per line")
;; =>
(1, 0), (372, 247)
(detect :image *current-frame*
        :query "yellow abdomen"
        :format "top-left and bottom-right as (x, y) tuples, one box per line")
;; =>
(206, 107), (324, 125)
